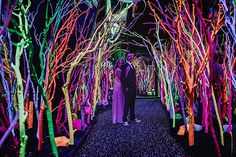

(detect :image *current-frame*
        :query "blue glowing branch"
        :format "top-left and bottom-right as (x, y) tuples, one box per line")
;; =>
(0, 45), (13, 135)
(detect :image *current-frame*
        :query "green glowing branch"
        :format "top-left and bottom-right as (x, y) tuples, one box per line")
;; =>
(13, 1), (59, 156)
(11, 2), (29, 155)
(211, 87), (224, 146)
(38, 0), (64, 84)
(11, 42), (28, 157)
(28, 46), (58, 156)
(62, 12), (111, 144)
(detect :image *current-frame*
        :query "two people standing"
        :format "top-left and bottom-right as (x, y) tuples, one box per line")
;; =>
(112, 52), (141, 126)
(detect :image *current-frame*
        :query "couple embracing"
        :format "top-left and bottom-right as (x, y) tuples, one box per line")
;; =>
(112, 51), (141, 126)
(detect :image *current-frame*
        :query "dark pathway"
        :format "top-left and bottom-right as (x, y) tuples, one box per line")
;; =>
(76, 99), (190, 157)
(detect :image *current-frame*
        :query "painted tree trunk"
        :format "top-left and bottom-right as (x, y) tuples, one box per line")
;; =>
(208, 98), (222, 157)
(227, 76), (232, 132)
(12, 46), (27, 157)
(62, 67), (74, 145)
(161, 82), (165, 105)
(37, 103), (44, 151)
(104, 52), (109, 103)
(212, 87), (224, 146)
(0, 103), (18, 151)
(177, 78), (187, 127)
(29, 46), (58, 157)
(188, 91), (195, 146)
(201, 75), (209, 133)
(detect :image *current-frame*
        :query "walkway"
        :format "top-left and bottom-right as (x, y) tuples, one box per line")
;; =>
(76, 99), (190, 157)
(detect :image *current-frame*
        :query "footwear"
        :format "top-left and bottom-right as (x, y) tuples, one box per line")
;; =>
(123, 122), (129, 126)
(131, 119), (141, 123)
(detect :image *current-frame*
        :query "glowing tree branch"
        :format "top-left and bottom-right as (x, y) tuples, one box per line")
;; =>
(11, 36), (27, 157)
(13, 1), (59, 156)
(62, 12), (110, 144)
(220, 0), (236, 43)
(220, 0), (236, 135)
(38, 0), (64, 85)
(0, 41), (14, 134)
(46, 3), (84, 103)
(0, 0), (18, 35)
(32, 1), (77, 150)
(148, 1), (225, 150)
(0, 111), (19, 150)
(11, 2), (32, 155)
(195, 3), (225, 156)
(0, 42), (18, 153)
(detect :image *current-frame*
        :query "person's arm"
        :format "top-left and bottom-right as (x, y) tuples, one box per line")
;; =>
(125, 66), (131, 91)
(115, 69), (122, 79)
(125, 66), (130, 78)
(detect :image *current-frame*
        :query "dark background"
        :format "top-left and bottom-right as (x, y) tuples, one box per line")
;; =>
(30, 0), (218, 56)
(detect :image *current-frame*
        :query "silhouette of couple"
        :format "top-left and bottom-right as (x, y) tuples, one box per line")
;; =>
(112, 52), (141, 126)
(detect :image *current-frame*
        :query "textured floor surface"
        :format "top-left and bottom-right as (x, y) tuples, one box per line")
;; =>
(76, 99), (190, 157)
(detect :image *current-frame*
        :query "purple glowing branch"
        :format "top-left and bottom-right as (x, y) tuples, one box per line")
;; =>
(227, 75), (233, 132)
(7, 31), (16, 136)
(23, 49), (30, 98)
(0, 1), (2, 19)
(201, 74), (209, 133)
(0, 112), (19, 148)
(104, 52), (109, 102)
(225, 36), (236, 88)
(0, 99), (19, 154)
(23, 49), (38, 120)
(208, 97), (222, 157)
(69, 69), (82, 92)
(58, 0), (77, 20)
(222, 19), (235, 135)
(0, 44), (14, 135)
(56, 99), (65, 133)
(126, 3), (146, 30)
(176, 54), (187, 128)
(34, 87), (40, 122)
(224, 36), (234, 133)
(195, 4), (221, 154)
(220, 0), (236, 43)
(83, 53), (95, 120)
(0, 0), (18, 35)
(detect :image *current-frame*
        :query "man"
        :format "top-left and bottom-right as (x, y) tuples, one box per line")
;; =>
(121, 51), (141, 126)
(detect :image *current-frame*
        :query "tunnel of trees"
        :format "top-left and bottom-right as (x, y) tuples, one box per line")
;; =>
(0, 0), (235, 157)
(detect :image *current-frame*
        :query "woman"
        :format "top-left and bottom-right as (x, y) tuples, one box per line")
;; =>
(112, 58), (125, 124)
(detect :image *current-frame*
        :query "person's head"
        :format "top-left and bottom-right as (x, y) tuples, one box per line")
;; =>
(115, 58), (124, 69)
(125, 51), (134, 62)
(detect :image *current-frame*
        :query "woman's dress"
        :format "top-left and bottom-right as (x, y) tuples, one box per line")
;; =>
(112, 68), (124, 124)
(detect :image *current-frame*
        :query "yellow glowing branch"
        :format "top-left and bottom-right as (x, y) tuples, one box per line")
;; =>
(62, 11), (112, 145)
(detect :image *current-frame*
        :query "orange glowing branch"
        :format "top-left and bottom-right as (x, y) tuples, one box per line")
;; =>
(0, 42), (26, 84)
(232, 58), (236, 70)
(46, 6), (84, 99)
(147, 0), (177, 43)
(26, 101), (34, 129)
(0, 64), (26, 84)
(62, 12), (112, 145)
(210, 4), (225, 41)
(148, 0), (217, 146)
(38, 3), (81, 149)
(37, 5), (81, 150)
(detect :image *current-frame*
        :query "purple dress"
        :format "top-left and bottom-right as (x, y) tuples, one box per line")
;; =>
(112, 68), (124, 124)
